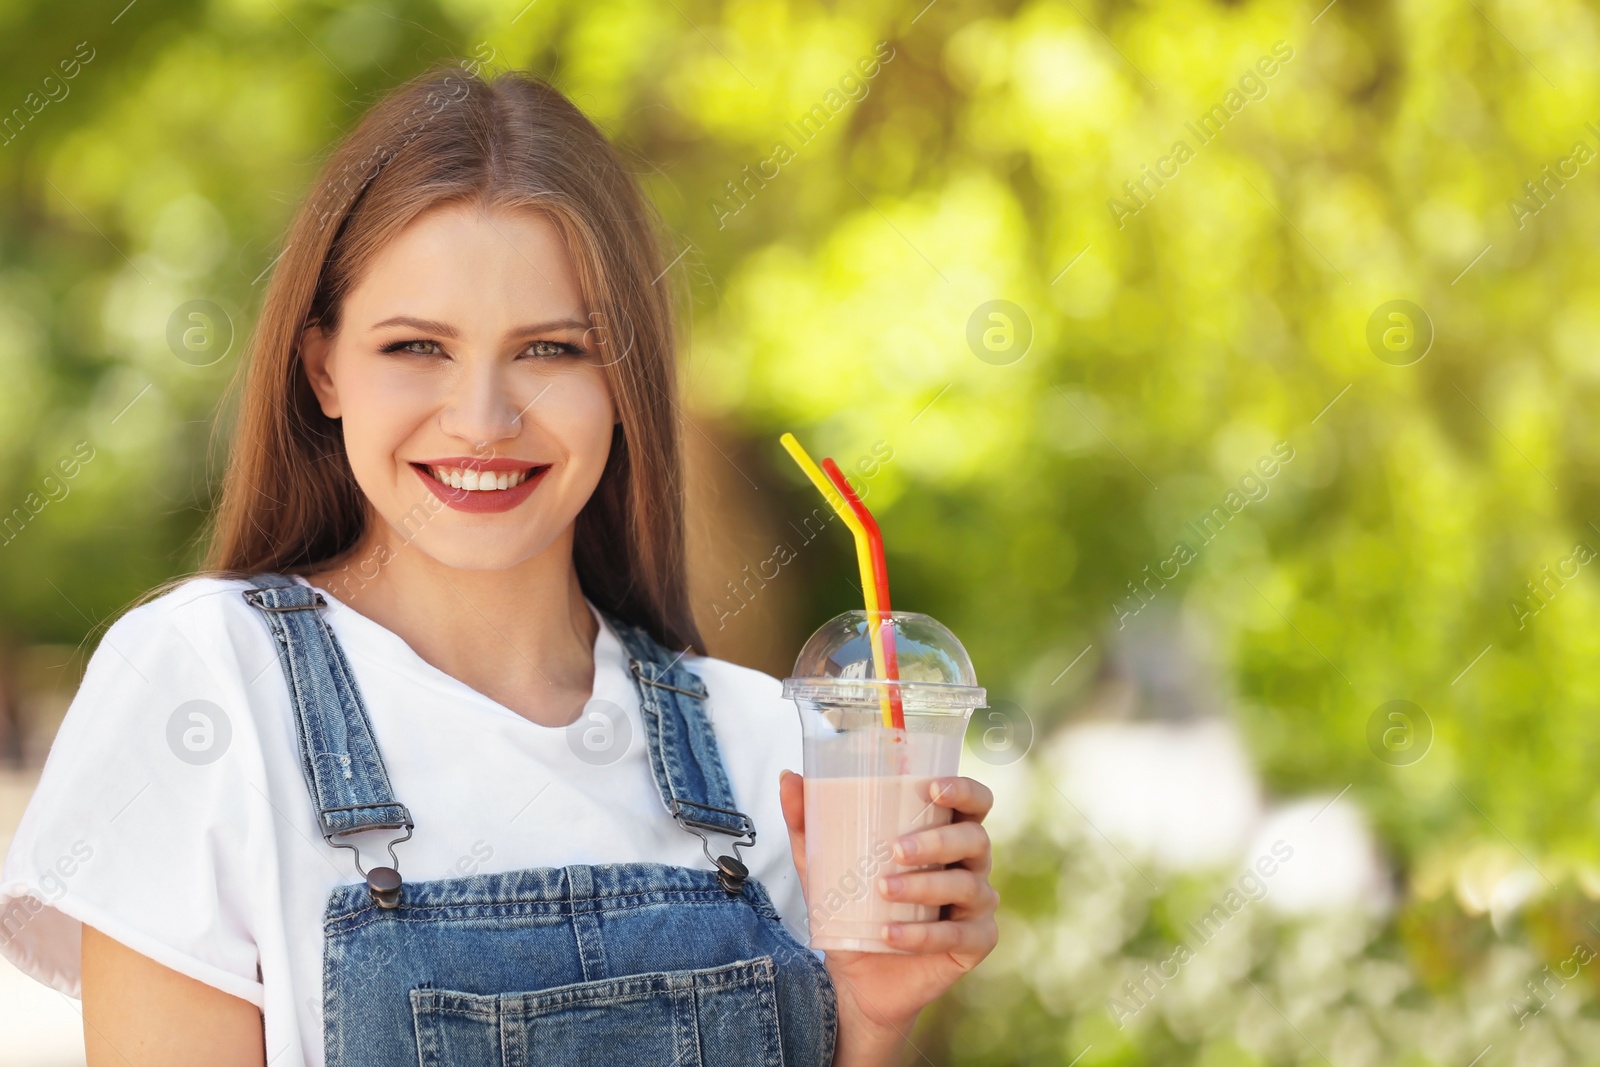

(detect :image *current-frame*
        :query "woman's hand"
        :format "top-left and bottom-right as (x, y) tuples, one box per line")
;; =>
(778, 770), (999, 1067)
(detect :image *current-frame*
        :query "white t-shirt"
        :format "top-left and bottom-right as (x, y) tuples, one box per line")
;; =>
(0, 575), (811, 1067)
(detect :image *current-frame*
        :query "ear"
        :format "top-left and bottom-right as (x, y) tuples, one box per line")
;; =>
(299, 321), (341, 419)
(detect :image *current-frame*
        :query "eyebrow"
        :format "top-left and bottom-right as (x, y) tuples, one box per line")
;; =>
(368, 315), (590, 338)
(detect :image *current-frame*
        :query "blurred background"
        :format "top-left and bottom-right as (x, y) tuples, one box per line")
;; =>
(2, 0), (1598, 1062)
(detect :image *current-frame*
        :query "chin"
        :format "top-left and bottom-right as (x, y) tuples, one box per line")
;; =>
(364, 493), (556, 571)
(400, 527), (558, 573)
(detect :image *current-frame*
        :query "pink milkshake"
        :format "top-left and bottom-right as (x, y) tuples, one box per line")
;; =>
(803, 775), (953, 952)
(782, 610), (986, 954)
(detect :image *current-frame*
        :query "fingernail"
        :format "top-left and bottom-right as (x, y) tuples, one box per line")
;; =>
(881, 876), (902, 898)
(881, 924), (898, 942)
(896, 837), (917, 861)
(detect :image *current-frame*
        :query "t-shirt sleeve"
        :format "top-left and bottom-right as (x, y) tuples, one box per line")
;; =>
(0, 594), (267, 1007)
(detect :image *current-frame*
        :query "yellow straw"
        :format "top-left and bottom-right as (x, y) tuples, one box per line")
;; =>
(779, 432), (896, 729)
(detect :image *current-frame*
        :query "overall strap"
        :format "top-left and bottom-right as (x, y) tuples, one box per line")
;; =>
(603, 610), (756, 893)
(241, 573), (412, 908)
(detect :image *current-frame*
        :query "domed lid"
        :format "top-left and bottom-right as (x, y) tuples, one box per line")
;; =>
(781, 610), (985, 711)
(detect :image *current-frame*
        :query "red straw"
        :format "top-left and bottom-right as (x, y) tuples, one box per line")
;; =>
(821, 458), (906, 731)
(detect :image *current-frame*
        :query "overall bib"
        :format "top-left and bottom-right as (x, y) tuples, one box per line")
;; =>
(242, 574), (837, 1067)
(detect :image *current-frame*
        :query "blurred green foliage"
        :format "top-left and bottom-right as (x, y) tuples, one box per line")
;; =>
(3, 0), (1600, 1061)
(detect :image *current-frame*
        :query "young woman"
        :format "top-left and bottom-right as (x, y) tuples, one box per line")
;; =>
(0, 67), (997, 1066)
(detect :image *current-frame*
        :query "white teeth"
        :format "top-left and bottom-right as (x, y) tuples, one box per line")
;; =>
(425, 466), (538, 491)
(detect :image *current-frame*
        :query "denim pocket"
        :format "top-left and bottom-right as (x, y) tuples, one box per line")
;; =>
(410, 955), (784, 1067)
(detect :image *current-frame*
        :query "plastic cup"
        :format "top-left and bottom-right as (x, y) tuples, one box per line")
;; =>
(782, 610), (985, 953)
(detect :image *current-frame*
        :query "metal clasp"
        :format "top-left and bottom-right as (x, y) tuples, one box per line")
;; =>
(629, 659), (706, 699)
(669, 798), (756, 894)
(320, 802), (413, 909)
(242, 589), (327, 612)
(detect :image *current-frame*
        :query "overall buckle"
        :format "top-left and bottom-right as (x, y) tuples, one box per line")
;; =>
(669, 798), (756, 894)
(241, 589), (327, 611)
(320, 802), (414, 909)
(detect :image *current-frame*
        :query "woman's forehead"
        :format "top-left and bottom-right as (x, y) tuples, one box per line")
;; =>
(347, 203), (588, 335)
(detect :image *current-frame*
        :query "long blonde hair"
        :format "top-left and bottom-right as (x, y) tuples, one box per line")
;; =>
(199, 66), (704, 653)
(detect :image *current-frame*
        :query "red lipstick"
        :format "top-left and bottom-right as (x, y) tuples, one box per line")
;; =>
(411, 459), (551, 514)
(415, 456), (541, 471)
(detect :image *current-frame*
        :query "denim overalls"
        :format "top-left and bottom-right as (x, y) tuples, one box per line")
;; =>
(241, 573), (837, 1067)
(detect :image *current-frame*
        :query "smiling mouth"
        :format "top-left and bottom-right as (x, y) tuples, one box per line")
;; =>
(413, 463), (550, 491)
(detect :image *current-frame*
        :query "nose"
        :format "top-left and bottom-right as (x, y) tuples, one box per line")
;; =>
(437, 358), (522, 453)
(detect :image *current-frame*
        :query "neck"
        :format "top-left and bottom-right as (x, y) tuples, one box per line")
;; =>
(309, 522), (599, 708)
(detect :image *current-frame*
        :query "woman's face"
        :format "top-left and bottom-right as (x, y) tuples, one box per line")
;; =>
(300, 201), (616, 572)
